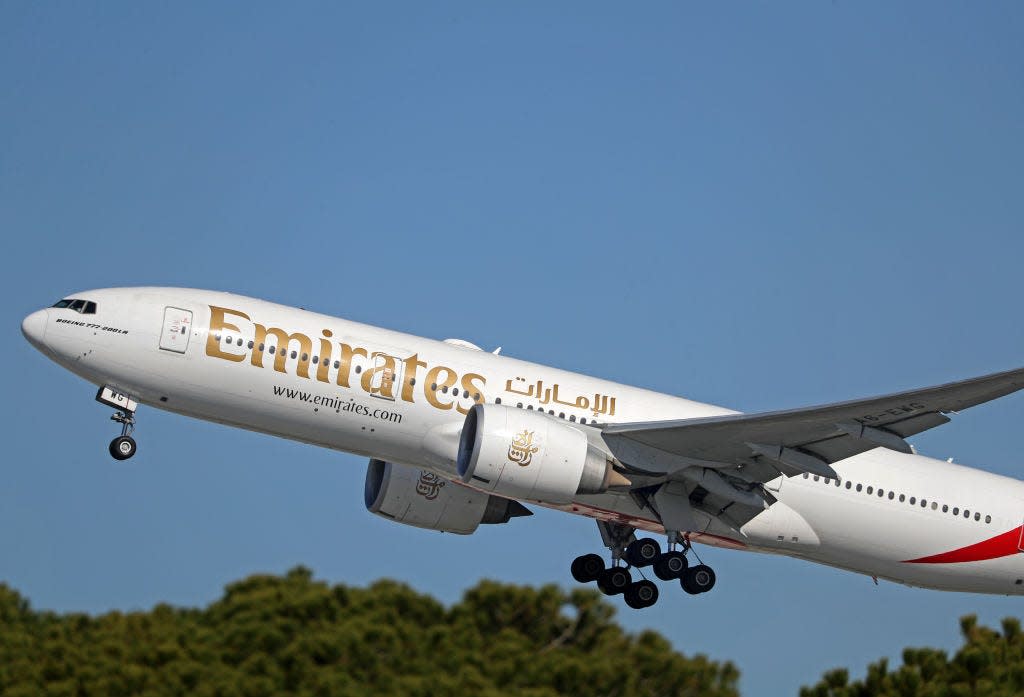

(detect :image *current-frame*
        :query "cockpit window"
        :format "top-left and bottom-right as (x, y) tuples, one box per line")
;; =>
(52, 298), (97, 314)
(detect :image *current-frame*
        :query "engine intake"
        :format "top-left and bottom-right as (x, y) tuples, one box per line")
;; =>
(364, 458), (530, 535)
(456, 404), (616, 504)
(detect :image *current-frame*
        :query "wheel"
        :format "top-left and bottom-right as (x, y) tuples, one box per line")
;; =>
(680, 564), (716, 594)
(596, 567), (632, 596)
(570, 553), (605, 583)
(624, 537), (661, 567)
(624, 580), (659, 609)
(653, 551), (688, 580)
(109, 436), (137, 461)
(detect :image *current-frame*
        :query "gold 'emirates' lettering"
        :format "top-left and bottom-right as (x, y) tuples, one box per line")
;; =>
(424, 365), (458, 410)
(206, 305), (487, 414)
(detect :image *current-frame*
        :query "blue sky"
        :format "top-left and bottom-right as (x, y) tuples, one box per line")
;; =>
(2, 3), (1023, 694)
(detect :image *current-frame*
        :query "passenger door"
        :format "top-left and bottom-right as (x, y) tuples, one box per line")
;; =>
(159, 307), (193, 353)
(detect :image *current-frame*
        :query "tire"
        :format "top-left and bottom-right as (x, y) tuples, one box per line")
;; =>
(624, 537), (661, 567)
(570, 554), (605, 583)
(109, 436), (136, 461)
(653, 551), (688, 581)
(681, 564), (716, 594)
(597, 567), (632, 596)
(624, 580), (659, 609)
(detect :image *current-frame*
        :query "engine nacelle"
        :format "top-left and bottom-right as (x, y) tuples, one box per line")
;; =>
(456, 404), (615, 504)
(364, 459), (530, 535)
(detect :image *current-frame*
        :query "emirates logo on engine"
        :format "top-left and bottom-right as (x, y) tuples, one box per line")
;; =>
(507, 430), (540, 467)
(415, 470), (445, 500)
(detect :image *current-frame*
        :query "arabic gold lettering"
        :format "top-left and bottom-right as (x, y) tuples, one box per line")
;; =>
(505, 377), (535, 397)
(537, 382), (552, 404)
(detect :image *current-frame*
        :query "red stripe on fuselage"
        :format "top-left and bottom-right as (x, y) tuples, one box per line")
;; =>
(903, 526), (1023, 564)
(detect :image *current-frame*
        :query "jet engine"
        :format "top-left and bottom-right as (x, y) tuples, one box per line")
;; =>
(364, 458), (530, 535)
(456, 404), (621, 504)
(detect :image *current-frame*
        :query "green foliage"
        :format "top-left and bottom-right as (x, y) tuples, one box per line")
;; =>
(800, 615), (1024, 697)
(0, 567), (738, 697)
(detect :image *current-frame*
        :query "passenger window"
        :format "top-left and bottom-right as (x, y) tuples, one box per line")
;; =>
(300, 353), (308, 361)
(974, 512), (981, 521)
(834, 479), (840, 487)
(856, 484), (862, 492)
(909, 497), (916, 505)
(953, 507), (959, 515)
(452, 388), (459, 397)
(942, 505), (948, 513)
(312, 356), (318, 364)
(899, 494), (905, 502)
(964, 510), (970, 518)
(237, 338), (243, 347)
(812, 475), (818, 482)
(888, 492), (895, 500)
(986, 515), (992, 524)
(804, 474), (809, 480)
(333, 360), (340, 369)
(866, 486), (873, 494)
(248, 341), (254, 349)
(878, 490), (884, 498)
(845, 481), (852, 489)
(290, 351), (297, 359)
(931, 502), (938, 510)
(569, 415), (576, 422)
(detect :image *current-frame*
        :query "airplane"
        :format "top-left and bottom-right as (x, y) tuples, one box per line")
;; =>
(20, 287), (1024, 609)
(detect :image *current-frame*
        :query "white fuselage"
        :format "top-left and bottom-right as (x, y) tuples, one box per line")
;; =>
(21, 287), (1024, 595)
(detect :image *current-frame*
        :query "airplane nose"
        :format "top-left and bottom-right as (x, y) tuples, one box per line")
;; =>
(21, 309), (48, 349)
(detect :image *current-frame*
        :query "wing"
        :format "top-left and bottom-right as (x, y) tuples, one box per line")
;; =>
(603, 366), (1024, 485)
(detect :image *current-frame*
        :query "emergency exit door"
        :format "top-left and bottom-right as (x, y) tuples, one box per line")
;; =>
(159, 307), (193, 353)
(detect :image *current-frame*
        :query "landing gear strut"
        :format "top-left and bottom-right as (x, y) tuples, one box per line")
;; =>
(568, 521), (716, 609)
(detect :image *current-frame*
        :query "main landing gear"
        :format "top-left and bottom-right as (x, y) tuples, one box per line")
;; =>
(96, 386), (139, 461)
(570, 521), (717, 609)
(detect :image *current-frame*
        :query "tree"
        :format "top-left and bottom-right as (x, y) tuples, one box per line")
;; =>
(801, 615), (1024, 697)
(0, 568), (739, 697)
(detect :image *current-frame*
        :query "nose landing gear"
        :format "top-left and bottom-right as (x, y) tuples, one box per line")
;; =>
(96, 386), (138, 461)
(569, 521), (716, 609)
(108, 412), (137, 460)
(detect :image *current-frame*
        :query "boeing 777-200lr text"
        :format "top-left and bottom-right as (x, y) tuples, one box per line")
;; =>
(20, 288), (1024, 609)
